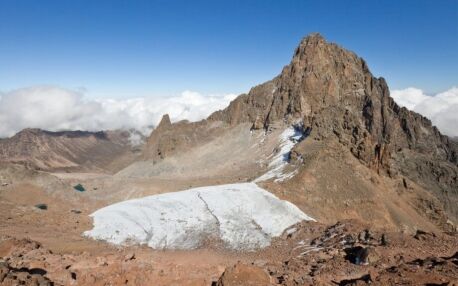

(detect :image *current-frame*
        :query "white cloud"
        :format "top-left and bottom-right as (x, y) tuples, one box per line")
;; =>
(0, 86), (237, 138)
(391, 87), (458, 137)
(3, 85), (455, 139)
(391, 87), (430, 110)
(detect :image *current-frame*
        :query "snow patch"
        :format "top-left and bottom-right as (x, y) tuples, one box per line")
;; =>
(84, 183), (314, 250)
(254, 127), (305, 182)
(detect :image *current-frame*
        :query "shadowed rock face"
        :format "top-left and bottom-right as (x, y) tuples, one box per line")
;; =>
(146, 33), (457, 225)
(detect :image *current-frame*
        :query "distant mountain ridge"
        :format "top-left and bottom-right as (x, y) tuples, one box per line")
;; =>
(0, 128), (142, 172)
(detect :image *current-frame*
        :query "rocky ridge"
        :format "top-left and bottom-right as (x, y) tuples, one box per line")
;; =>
(0, 128), (143, 172)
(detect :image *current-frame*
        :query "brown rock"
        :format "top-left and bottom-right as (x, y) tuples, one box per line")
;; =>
(216, 263), (273, 286)
(124, 252), (135, 262)
(414, 229), (436, 240)
(0, 128), (143, 172)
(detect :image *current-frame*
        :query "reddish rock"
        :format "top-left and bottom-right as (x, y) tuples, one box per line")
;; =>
(216, 263), (273, 286)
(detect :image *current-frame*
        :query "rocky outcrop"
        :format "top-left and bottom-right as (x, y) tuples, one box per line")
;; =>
(216, 263), (273, 286)
(144, 115), (227, 162)
(268, 221), (458, 285)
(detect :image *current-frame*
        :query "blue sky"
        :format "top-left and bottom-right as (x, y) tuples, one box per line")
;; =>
(0, 0), (457, 98)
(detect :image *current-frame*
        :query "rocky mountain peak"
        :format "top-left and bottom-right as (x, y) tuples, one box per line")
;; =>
(209, 32), (376, 129)
(293, 32), (328, 59)
(149, 33), (457, 222)
(295, 32), (326, 50)
(157, 114), (172, 129)
(209, 33), (455, 161)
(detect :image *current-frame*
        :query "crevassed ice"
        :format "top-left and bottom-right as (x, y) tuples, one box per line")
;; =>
(254, 127), (304, 183)
(84, 183), (314, 250)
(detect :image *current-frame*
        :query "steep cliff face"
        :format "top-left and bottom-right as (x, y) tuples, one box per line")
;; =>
(147, 33), (458, 223)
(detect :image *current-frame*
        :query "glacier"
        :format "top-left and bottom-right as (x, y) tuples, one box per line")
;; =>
(84, 183), (314, 250)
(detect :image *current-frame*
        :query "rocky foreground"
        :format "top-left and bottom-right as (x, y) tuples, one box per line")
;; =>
(1, 220), (456, 286)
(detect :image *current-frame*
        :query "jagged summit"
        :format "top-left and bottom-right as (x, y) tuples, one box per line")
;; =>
(301, 32), (325, 40)
(157, 114), (172, 129)
(297, 32), (327, 46)
(294, 32), (331, 57)
(209, 32), (377, 127)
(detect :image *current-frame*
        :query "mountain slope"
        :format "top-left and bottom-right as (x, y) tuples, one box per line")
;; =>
(0, 128), (142, 172)
(139, 33), (457, 230)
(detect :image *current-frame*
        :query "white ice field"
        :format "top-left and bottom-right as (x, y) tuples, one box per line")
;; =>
(84, 182), (314, 250)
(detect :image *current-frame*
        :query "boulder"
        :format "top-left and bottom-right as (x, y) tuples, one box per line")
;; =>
(216, 263), (272, 286)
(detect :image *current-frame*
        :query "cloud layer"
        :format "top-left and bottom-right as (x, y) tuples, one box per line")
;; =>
(0, 86), (236, 138)
(1, 85), (456, 139)
(391, 87), (458, 137)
